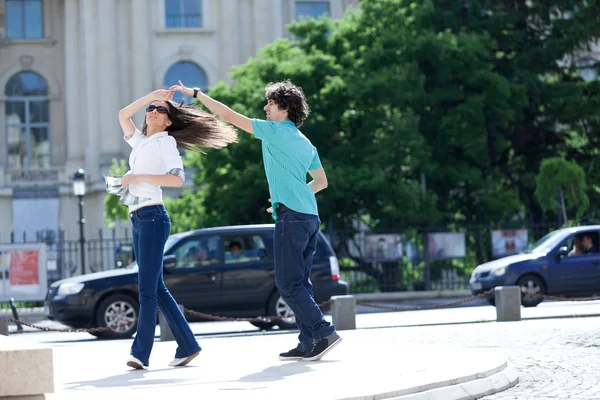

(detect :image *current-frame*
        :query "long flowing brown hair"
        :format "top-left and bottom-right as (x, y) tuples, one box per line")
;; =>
(142, 101), (237, 152)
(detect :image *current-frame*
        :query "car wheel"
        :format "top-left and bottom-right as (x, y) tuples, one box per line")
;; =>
(92, 294), (139, 339)
(250, 291), (297, 330)
(270, 292), (297, 330)
(517, 275), (545, 307)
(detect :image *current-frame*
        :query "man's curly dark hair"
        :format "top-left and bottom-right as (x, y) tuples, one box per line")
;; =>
(264, 80), (310, 127)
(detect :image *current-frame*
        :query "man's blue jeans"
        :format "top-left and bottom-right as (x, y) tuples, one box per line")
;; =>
(274, 207), (336, 352)
(130, 205), (201, 366)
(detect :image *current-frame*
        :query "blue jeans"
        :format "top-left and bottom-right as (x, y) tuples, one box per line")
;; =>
(274, 207), (336, 352)
(130, 205), (201, 366)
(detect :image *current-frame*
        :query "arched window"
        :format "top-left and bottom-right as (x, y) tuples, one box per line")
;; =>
(5, 71), (50, 168)
(163, 61), (208, 104)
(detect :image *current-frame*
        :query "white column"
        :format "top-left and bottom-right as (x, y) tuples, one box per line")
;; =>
(80, 0), (99, 178)
(97, 0), (121, 157)
(271, 0), (284, 39)
(130, 0), (152, 127)
(253, 0), (276, 52)
(239, 0), (253, 62)
(64, 0), (83, 171)
(219, 0), (240, 81)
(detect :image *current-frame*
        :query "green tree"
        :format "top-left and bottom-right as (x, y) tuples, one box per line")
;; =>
(534, 157), (589, 224)
(169, 0), (600, 236)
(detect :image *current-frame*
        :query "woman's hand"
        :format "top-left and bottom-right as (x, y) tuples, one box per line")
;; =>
(148, 89), (175, 102)
(169, 80), (196, 97)
(121, 174), (142, 187)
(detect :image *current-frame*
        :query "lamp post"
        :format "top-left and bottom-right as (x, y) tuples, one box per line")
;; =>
(72, 169), (87, 275)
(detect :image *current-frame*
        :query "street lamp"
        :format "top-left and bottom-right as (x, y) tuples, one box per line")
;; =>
(72, 169), (86, 275)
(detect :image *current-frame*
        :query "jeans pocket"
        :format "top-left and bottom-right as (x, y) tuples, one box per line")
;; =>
(289, 220), (310, 245)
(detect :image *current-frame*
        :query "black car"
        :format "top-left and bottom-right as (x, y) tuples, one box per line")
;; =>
(44, 224), (349, 339)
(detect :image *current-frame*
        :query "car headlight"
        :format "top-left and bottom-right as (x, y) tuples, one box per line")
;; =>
(57, 282), (85, 296)
(493, 267), (507, 276)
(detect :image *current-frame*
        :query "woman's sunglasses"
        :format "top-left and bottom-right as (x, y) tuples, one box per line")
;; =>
(146, 104), (170, 115)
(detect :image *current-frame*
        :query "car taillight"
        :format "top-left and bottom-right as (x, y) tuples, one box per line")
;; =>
(329, 256), (340, 281)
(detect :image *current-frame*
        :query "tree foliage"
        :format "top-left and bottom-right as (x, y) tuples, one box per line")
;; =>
(534, 157), (589, 222)
(123, 0), (600, 234)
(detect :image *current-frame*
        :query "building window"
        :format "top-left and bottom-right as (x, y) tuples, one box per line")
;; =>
(295, 1), (330, 20)
(165, 0), (202, 28)
(5, 0), (44, 39)
(163, 61), (208, 104)
(4, 72), (50, 169)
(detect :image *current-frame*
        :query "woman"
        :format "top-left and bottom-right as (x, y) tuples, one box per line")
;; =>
(110, 88), (237, 369)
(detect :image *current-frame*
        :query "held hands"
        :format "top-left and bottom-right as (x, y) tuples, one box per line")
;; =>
(169, 80), (197, 98)
(149, 89), (175, 102)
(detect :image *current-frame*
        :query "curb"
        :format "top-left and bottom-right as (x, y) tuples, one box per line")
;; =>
(387, 362), (519, 400)
(353, 290), (472, 302)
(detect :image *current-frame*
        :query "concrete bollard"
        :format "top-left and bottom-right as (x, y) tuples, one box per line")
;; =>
(495, 286), (521, 322)
(331, 295), (356, 330)
(0, 317), (8, 336)
(159, 304), (185, 341)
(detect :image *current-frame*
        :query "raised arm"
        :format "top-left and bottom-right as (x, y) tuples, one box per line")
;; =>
(118, 89), (174, 137)
(170, 81), (254, 134)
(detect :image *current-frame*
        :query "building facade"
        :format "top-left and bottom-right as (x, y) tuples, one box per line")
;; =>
(0, 0), (356, 245)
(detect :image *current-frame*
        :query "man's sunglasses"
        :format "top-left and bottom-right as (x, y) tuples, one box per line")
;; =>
(146, 105), (170, 115)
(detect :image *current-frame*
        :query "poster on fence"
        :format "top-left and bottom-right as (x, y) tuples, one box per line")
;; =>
(427, 232), (466, 260)
(0, 243), (47, 302)
(491, 229), (528, 257)
(363, 234), (402, 262)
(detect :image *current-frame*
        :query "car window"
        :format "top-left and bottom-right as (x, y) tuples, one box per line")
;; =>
(172, 236), (220, 268)
(223, 234), (267, 264)
(528, 229), (568, 254)
(562, 230), (600, 257)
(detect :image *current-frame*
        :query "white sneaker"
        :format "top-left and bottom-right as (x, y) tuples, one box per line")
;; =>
(168, 351), (200, 367)
(126, 355), (145, 370)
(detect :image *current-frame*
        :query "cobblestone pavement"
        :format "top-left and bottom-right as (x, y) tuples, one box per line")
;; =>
(391, 316), (600, 400)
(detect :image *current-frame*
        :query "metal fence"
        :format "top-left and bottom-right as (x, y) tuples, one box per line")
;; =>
(2, 220), (587, 292)
(324, 221), (565, 293)
(1, 228), (134, 284)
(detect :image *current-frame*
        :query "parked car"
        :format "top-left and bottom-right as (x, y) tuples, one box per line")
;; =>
(470, 225), (600, 307)
(44, 224), (348, 339)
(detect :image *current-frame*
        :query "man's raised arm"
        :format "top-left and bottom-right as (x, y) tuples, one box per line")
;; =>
(171, 81), (254, 134)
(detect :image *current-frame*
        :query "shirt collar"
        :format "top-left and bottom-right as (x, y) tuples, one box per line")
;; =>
(145, 131), (168, 141)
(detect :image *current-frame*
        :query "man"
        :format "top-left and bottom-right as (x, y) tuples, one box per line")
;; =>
(582, 233), (595, 254)
(171, 79), (341, 361)
(227, 241), (250, 263)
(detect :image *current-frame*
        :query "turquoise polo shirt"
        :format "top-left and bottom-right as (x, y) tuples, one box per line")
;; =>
(251, 119), (322, 221)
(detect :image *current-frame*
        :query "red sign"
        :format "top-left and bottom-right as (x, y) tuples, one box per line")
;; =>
(9, 250), (39, 286)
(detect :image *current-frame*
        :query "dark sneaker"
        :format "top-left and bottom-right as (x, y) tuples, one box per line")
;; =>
(279, 347), (306, 361)
(302, 332), (342, 361)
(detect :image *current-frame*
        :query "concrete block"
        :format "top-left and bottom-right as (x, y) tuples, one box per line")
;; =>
(159, 304), (185, 341)
(495, 286), (521, 322)
(0, 335), (54, 398)
(331, 295), (356, 330)
(0, 317), (8, 336)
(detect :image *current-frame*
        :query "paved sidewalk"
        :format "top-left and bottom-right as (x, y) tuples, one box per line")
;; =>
(38, 327), (516, 400)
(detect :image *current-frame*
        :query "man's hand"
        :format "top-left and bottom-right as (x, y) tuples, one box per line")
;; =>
(170, 80), (195, 98)
(172, 80), (254, 133)
(121, 174), (141, 187)
(266, 198), (273, 214)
